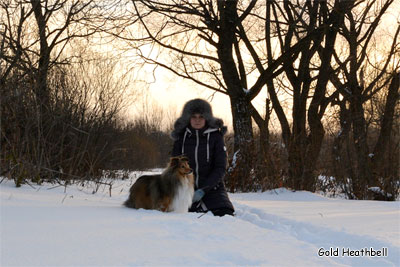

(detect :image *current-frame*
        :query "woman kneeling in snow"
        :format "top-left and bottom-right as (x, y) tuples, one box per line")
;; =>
(171, 98), (234, 217)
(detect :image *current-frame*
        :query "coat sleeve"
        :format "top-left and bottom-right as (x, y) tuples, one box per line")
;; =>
(200, 132), (227, 193)
(171, 138), (182, 157)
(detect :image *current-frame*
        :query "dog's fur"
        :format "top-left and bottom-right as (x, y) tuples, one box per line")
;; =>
(124, 156), (194, 212)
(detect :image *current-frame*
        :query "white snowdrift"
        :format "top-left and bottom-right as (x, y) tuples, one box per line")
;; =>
(1, 173), (399, 266)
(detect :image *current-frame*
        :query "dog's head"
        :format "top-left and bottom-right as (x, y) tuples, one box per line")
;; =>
(169, 156), (192, 176)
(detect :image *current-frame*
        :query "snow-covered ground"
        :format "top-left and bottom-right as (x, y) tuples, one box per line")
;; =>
(1, 171), (399, 266)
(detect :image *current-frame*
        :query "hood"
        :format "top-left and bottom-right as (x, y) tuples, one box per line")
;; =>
(171, 98), (227, 140)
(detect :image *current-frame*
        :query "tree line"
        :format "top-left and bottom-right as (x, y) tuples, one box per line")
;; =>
(1, 0), (399, 200)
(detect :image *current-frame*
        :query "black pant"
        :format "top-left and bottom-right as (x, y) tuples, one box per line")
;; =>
(190, 205), (234, 217)
(211, 208), (234, 217)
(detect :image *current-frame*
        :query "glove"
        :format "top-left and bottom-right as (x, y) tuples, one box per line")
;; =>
(192, 189), (205, 203)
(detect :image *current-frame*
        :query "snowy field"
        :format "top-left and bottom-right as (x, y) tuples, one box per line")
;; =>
(1, 171), (399, 267)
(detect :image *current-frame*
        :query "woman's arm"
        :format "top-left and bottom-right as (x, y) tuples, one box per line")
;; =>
(171, 138), (182, 157)
(200, 133), (227, 192)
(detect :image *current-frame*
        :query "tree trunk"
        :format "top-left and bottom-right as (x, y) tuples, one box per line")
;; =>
(259, 99), (278, 190)
(31, 0), (51, 116)
(303, 14), (342, 191)
(227, 96), (254, 191)
(332, 101), (356, 197)
(216, 0), (255, 192)
(373, 73), (399, 177)
(287, 91), (307, 190)
(350, 86), (373, 198)
(288, 133), (306, 190)
(303, 114), (324, 191)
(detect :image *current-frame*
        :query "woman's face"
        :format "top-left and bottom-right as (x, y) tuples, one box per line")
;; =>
(190, 113), (206, 129)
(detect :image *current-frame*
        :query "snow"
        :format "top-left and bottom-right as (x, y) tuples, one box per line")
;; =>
(1, 173), (399, 266)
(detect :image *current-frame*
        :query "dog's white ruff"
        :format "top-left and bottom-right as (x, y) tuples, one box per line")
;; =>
(170, 177), (194, 213)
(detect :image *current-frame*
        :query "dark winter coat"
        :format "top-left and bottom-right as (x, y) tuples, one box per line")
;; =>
(171, 99), (234, 212)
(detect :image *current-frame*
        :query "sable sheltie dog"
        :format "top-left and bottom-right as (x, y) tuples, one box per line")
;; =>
(124, 156), (194, 212)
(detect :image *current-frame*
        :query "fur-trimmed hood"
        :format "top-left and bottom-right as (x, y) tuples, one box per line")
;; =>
(171, 98), (227, 140)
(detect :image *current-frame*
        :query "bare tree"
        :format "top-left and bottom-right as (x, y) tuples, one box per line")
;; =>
(329, 0), (400, 199)
(1, 0), (122, 109)
(245, 0), (351, 191)
(247, 0), (399, 193)
(373, 72), (399, 181)
(0, 1), (134, 184)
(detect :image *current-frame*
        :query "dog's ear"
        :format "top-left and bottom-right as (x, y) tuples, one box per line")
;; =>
(169, 157), (180, 168)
